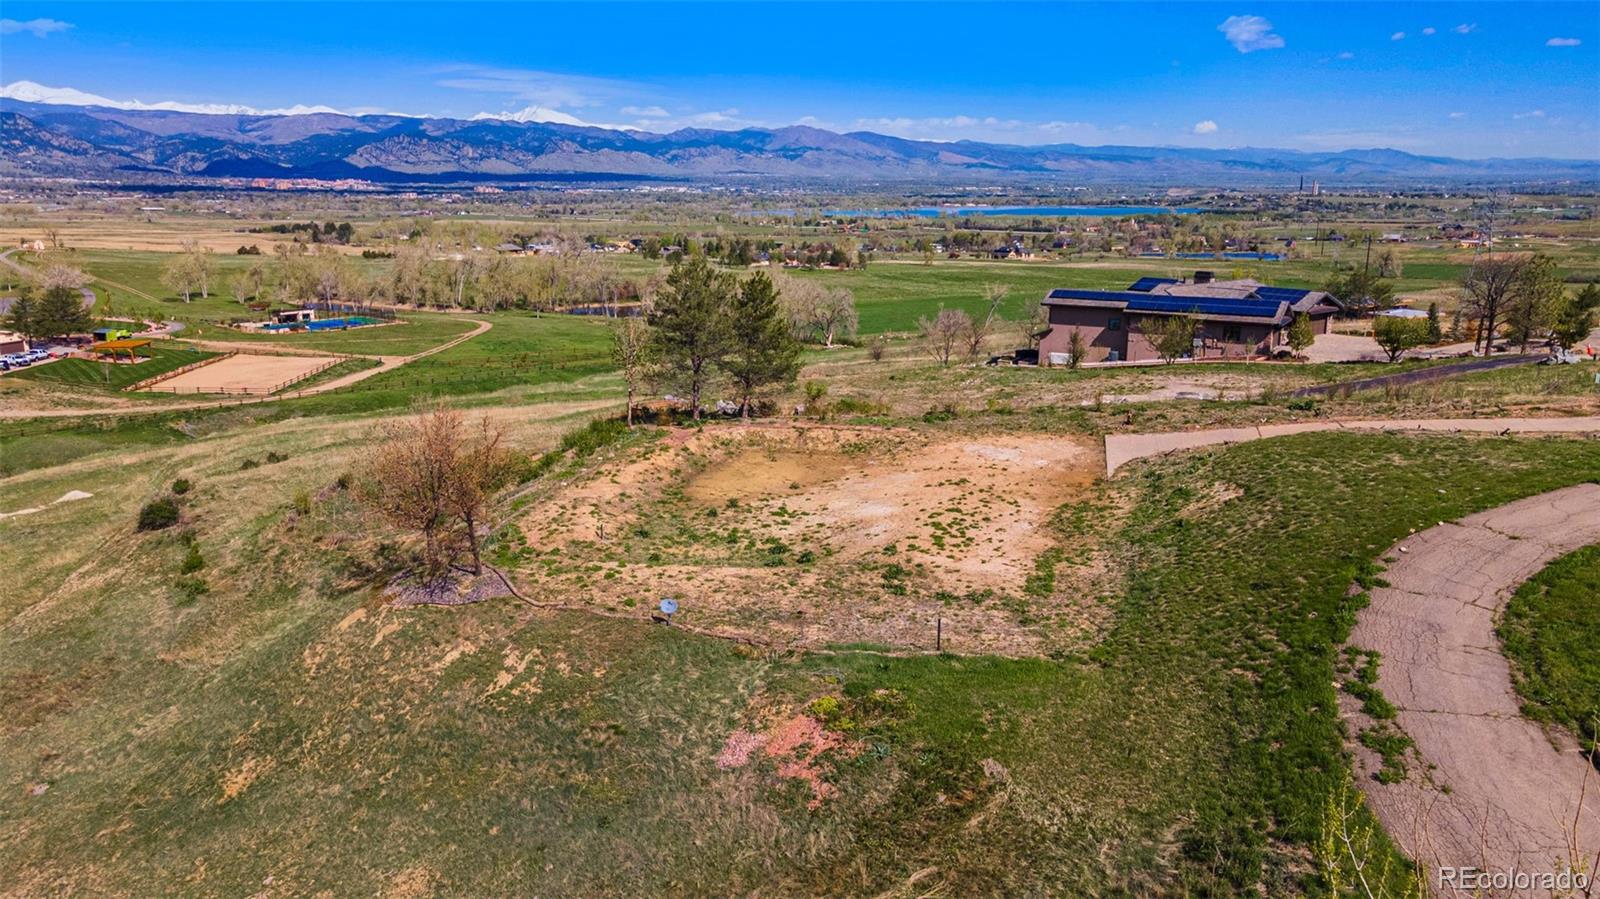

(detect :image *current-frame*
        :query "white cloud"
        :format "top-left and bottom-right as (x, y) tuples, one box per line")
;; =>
(0, 80), (372, 116)
(620, 105), (669, 118)
(1547, 37), (1582, 47)
(1421, 27), (1437, 36)
(0, 18), (72, 37)
(1448, 111), (1467, 119)
(1192, 120), (1219, 135)
(1391, 31), (1406, 41)
(1513, 109), (1547, 120)
(1336, 51), (1355, 60)
(1217, 15), (1284, 53)
(1453, 23), (1477, 34)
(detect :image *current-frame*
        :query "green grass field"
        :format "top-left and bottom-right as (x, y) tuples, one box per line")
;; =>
(7, 344), (218, 391)
(1499, 543), (1600, 752)
(188, 313), (477, 356)
(6, 408), (1600, 894)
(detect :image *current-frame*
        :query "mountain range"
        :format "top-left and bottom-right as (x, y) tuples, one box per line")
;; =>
(2, 96), (1595, 187)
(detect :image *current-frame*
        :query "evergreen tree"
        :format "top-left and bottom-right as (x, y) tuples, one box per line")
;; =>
(723, 272), (801, 418)
(37, 286), (91, 338)
(649, 256), (735, 420)
(6, 290), (39, 340)
(1550, 283), (1600, 350)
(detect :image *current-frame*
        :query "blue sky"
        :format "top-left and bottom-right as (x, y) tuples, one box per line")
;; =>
(1, 2), (1597, 158)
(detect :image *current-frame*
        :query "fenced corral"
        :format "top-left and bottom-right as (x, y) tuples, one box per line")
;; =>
(140, 353), (345, 395)
(125, 351), (236, 392)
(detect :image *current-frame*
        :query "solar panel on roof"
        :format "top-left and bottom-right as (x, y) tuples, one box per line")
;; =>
(1254, 286), (1311, 302)
(1128, 277), (1180, 292)
(1124, 296), (1284, 318)
(1047, 289), (1138, 302)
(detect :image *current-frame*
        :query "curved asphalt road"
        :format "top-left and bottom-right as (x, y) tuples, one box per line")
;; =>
(1350, 486), (1600, 886)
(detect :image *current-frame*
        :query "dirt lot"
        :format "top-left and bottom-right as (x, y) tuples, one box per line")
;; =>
(148, 353), (336, 394)
(509, 424), (1115, 655)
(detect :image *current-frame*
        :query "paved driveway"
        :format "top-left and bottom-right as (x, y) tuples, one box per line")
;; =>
(1350, 486), (1600, 889)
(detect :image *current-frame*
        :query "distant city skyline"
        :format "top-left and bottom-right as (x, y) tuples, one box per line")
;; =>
(2, 1), (1597, 158)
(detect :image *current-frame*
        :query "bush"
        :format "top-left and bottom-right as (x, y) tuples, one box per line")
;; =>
(240, 458), (260, 470)
(292, 489), (312, 516)
(173, 575), (209, 605)
(265, 451), (287, 464)
(137, 498), (180, 531)
(922, 403), (959, 423)
(180, 542), (205, 574)
(171, 478), (192, 495)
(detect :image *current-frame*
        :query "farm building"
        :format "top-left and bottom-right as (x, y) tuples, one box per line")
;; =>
(1037, 272), (1342, 364)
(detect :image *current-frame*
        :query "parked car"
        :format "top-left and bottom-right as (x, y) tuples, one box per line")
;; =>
(2, 352), (32, 367)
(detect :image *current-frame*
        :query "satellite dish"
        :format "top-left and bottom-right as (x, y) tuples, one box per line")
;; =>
(659, 598), (678, 615)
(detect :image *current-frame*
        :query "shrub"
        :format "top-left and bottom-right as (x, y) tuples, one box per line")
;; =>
(180, 542), (205, 574)
(922, 404), (958, 423)
(240, 458), (260, 470)
(292, 489), (312, 516)
(173, 575), (209, 605)
(137, 498), (180, 531)
(867, 336), (888, 362)
(171, 478), (192, 495)
(265, 451), (287, 464)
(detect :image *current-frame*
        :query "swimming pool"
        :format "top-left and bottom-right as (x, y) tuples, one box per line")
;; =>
(262, 316), (379, 332)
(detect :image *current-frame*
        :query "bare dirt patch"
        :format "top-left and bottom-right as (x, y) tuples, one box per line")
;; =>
(509, 424), (1112, 655)
(150, 353), (336, 394)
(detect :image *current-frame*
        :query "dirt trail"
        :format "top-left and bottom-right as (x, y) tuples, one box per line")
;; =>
(1349, 485), (1600, 888)
(0, 318), (491, 419)
(1104, 416), (1600, 476)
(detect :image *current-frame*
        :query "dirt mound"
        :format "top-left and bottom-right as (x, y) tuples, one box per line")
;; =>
(509, 423), (1113, 655)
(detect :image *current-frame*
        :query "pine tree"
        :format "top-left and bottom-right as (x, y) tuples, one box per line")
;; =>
(6, 291), (39, 340)
(723, 271), (801, 418)
(37, 286), (91, 338)
(649, 256), (735, 420)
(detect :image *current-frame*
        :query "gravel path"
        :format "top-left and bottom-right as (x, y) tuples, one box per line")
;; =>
(1349, 486), (1600, 890)
(1104, 417), (1600, 476)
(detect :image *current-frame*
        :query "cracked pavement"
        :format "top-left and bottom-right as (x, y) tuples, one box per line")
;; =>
(1348, 485), (1600, 893)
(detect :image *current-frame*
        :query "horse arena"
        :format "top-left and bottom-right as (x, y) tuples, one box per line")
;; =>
(149, 353), (338, 394)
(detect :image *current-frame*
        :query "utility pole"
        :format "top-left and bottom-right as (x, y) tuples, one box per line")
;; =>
(1362, 233), (1373, 277)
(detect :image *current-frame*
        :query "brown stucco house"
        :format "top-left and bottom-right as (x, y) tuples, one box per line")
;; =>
(1037, 272), (1341, 364)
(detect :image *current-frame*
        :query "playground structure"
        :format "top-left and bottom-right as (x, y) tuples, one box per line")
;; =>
(89, 338), (152, 362)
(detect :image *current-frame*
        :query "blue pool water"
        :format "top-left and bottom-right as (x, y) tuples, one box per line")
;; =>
(262, 316), (378, 332)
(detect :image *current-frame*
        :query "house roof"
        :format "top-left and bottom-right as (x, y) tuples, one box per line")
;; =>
(1043, 276), (1342, 323)
(1044, 288), (1289, 323)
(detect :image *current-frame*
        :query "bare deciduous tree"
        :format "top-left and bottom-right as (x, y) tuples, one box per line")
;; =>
(361, 403), (512, 579)
(918, 307), (972, 366)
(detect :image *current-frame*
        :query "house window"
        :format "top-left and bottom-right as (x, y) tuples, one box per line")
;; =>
(1222, 325), (1242, 342)
(1107, 317), (1122, 332)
